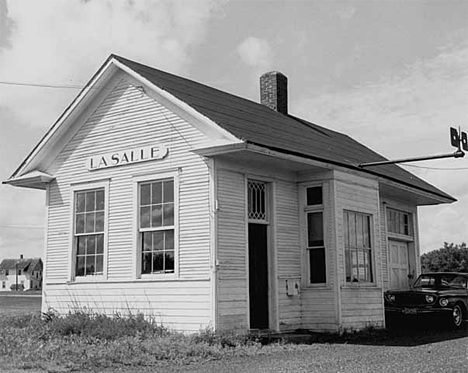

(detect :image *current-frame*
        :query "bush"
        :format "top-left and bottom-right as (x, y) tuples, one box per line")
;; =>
(0, 311), (264, 371)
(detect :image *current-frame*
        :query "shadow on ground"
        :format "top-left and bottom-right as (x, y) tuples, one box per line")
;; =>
(263, 319), (468, 347)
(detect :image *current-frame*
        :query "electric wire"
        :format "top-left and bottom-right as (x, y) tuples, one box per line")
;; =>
(402, 164), (468, 171)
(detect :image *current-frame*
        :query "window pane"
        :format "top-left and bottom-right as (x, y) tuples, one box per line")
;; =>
(151, 205), (162, 227)
(343, 211), (349, 246)
(142, 252), (152, 274)
(306, 186), (322, 205)
(85, 212), (95, 233)
(77, 237), (86, 255)
(348, 212), (357, 247)
(76, 256), (85, 277)
(95, 255), (103, 273)
(140, 184), (151, 206)
(345, 249), (351, 282)
(76, 214), (85, 234)
(307, 212), (324, 247)
(85, 191), (95, 212)
(140, 207), (150, 228)
(142, 232), (152, 252)
(153, 231), (164, 251)
(153, 252), (164, 272)
(96, 190), (104, 211)
(86, 255), (96, 275)
(165, 230), (174, 251)
(309, 248), (326, 283)
(356, 213), (363, 248)
(96, 234), (104, 254)
(163, 180), (174, 203)
(165, 251), (175, 272)
(95, 212), (104, 232)
(163, 203), (174, 226)
(151, 182), (162, 204)
(76, 193), (86, 213)
(86, 235), (96, 255)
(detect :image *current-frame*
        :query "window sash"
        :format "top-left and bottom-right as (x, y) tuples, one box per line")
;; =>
(138, 179), (175, 275)
(306, 210), (326, 284)
(344, 210), (373, 283)
(387, 209), (411, 236)
(74, 187), (105, 277)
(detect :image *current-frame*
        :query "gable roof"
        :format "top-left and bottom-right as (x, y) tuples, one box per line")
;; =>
(4, 54), (455, 204)
(0, 258), (42, 272)
(112, 55), (455, 203)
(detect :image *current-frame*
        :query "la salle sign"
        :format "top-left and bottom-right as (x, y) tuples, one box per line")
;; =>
(87, 144), (168, 171)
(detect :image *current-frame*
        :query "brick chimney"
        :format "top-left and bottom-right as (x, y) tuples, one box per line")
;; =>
(260, 71), (288, 115)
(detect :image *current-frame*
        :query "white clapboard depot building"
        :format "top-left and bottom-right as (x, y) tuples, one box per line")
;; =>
(4, 55), (455, 332)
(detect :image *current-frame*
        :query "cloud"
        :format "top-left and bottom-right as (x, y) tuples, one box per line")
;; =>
(0, 0), (221, 127)
(237, 36), (273, 71)
(293, 43), (468, 253)
(0, 0), (223, 259)
(336, 6), (356, 20)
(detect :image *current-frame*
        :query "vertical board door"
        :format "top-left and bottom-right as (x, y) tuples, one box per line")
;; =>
(388, 240), (409, 289)
(248, 223), (269, 329)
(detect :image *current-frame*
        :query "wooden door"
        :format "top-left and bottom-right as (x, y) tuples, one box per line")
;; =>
(389, 241), (409, 289)
(248, 223), (269, 329)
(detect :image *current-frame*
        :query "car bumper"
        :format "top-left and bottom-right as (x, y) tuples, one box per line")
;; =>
(385, 306), (453, 316)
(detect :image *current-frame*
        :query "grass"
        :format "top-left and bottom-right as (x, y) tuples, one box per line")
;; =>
(1, 309), (465, 372)
(0, 292), (42, 317)
(0, 311), (265, 371)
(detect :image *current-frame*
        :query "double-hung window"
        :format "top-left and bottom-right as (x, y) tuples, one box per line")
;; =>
(139, 179), (175, 275)
(344, 210), (373, 283)
(74, 188), (105, 277)
(304, 186), (326, 284)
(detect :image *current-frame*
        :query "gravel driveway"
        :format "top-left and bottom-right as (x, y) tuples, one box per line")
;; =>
(173, 336), (467, 373)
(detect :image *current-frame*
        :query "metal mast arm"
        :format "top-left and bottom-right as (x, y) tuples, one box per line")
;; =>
(358, 150), (465, 168)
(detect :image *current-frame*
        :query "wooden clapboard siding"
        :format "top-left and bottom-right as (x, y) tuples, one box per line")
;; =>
(43, 78), (213, 330)
(43, 281), (211, 332)
(340, 288), (384, 329)
(216, 168), (248, 329)
(277, 278), (301, 330)
(301, 289), (337, 331)
(333, 171), (384, 329)
(275, 179), (302, 330)
(276, 180), (301, 277)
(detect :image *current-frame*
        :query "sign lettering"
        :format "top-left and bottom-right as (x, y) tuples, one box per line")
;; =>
(87, 145), (168, 171)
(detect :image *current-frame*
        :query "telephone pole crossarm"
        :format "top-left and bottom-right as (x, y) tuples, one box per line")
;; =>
(358, 150), (465, 168)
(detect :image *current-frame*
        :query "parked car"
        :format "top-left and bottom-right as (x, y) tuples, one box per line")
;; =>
(10, 284), (25, 291)
(384, 272), (468, 328)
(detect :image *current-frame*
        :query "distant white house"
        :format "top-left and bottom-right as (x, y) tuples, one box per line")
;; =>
(3, 55), (455, 332)
(0, 256), (43, 291)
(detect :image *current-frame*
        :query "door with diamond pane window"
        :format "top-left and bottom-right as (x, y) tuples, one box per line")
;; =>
(388, 240), (409, 289)
(247, 180), (269, 329)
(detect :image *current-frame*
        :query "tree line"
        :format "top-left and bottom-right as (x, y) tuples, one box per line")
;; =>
(421, 242), (467, 273)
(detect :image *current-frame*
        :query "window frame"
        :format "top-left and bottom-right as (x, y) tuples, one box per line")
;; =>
(386, 208), (413, 239)
(300, 183), (328, 287)
(69, 180), (109, 282)
(133, 171), (179, 280)
(343, 210), (374, 284)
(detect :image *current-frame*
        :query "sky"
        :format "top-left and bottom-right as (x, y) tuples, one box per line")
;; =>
(0, 0), (467, 261)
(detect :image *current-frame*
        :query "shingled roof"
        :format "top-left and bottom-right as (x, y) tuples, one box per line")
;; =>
(0, 258), (42, 272)
(112, 55), (455, 203)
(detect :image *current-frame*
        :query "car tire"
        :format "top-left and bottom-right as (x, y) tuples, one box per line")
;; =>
(451, 304), (463, 328)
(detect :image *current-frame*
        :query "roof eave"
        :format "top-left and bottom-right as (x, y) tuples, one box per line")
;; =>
(244, 142), (455, 205)
(3, 171), (54, 190)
